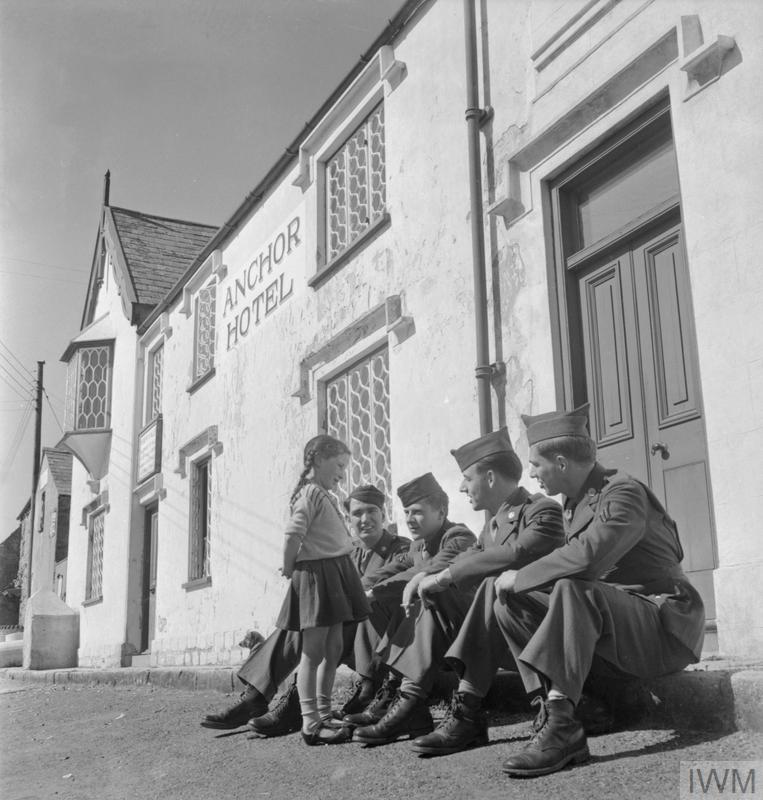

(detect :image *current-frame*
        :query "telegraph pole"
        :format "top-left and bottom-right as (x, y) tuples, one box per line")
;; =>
(27, 360), (44, 599)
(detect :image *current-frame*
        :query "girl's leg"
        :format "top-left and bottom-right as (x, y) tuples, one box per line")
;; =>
(298, 626), (328, 734)
(316, 622), (344, 721)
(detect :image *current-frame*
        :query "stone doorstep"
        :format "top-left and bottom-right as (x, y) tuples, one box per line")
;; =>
(1, 663), (761, 733)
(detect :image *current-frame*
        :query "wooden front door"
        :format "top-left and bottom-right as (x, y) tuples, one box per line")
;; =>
(577, 217), (717, 620)
(551, 101), (717, 632)
(140, 505), (159, 653)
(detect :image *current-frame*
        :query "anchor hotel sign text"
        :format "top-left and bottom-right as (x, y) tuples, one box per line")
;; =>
(223, 210), (303, 350)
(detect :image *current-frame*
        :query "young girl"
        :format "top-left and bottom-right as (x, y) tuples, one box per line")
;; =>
(276, 434), (370, 745)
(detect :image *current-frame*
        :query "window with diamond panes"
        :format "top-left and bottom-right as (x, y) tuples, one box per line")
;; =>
(193, 282), (216, 382)
(326, 349), (392, 518)
(146, 345), (163, 424)
(64, 344), (112, 431)
(86, 511), (105, 601)
(325, 103), (386, 264)
(189, 457), (212, 580)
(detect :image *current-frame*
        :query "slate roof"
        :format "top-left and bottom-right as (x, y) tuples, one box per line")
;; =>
(109, 207), (218, 307)
(42, 448), (73, 494)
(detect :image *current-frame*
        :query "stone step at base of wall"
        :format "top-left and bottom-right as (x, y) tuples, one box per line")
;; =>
(1, 662), (761, 733)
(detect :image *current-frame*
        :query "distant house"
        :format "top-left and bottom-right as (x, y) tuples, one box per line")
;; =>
(0, 527), (21, 626)
(26, 448), (73, 605)
(15, 500), (31, 623)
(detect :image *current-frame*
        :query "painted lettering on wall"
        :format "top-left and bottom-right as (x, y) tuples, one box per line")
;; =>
(223, 214), (302, 350)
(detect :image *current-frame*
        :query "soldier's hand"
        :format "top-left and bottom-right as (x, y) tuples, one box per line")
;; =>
(494, 569), (518, 603)
(418, 573), (446, 607)
(401, 573), (425, 617)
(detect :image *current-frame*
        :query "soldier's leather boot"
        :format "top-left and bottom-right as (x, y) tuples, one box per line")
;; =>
(337, 675), (380, 717)
(353, 692), (434, 746)
(411, 692), (488, 756)
(342, 676), (401, 727)
(201, 685), (268, 730)
(247, 682), (301, 737)
(531, 693), (614, 736)
(503, 697), (590, 777)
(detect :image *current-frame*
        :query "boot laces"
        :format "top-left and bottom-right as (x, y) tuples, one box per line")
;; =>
(271, 685), (295, 715)
(437, 701), (459, 732)
(530, 695), (548, 734)
(368, 681), (394, 713)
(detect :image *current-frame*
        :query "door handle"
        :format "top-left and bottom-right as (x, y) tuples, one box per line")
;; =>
(650, 442), (670, 460)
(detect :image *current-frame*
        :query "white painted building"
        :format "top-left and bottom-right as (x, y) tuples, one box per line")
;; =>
(58, 0), (762, 668)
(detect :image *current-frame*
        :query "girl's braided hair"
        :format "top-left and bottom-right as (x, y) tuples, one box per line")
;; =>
(289, 434), (351, 510)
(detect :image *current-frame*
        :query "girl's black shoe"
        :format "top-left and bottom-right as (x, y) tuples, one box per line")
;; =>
(301, 721), (353, 746)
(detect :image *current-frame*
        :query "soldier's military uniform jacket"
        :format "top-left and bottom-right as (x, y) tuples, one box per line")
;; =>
(514, 463), (705, 660)
(351, 529), (412, 590)
(369, 520), (475, 600)
(446, 486), (564, 590)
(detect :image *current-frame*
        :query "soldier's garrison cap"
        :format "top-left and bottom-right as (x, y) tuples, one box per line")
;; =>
(450, 428), (515, 472)
(521, 403), (591, 446)
(344, 484), (386, 511)
(396, 472), (445, 507)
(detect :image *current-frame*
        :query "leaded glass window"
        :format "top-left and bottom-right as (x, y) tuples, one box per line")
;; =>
(64, 344), (113, 431)
(189, 457), (211, 580)
(326, 348), (392, 518)
(193, 282), (216, 381)
(86, 511), (105, 601)
(146, 344), (163, 424)
(325, 103), (386, 263)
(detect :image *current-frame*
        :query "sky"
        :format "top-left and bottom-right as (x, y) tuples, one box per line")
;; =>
(0, 0), (406, 538)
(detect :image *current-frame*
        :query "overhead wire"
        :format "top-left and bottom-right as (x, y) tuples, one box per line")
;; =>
(43, 390), (64, 433)
(0, 349), (35, 389)
(0, 361), (35, 398)
(0, 372), (31, 401)
(0, 399), (33, 479)
(0, 255), (89, 274)
(0, 338), (35, 378)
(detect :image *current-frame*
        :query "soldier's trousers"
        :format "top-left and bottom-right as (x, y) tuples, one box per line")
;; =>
(448, 576), (694, 704)
(237, 598), (396, 700)
(382, 587), (474, 693)
(445, 577), (517, 694)
(351, 597), (405, 681)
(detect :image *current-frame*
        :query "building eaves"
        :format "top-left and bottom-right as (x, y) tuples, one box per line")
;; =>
(42, 447), (73, 495)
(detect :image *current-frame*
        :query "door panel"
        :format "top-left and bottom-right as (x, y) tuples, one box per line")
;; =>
(639, 231), (702, 428)
(579, 254), (647, 479)
(575, 221), (717, 621)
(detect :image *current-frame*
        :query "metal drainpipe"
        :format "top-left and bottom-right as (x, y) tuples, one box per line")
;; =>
(463, 0), (492, 435)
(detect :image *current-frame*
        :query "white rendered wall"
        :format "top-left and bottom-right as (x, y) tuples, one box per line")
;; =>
(66, 253), (140, 667)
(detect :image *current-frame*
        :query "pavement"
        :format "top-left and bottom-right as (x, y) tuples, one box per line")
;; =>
(2, 656), (762, 732)
(2, 673), (762, 800)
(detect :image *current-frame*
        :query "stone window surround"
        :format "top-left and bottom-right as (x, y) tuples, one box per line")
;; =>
(291, 44), (404, 284)
(291, 294), (413, 407)
(175, 425), (222, 590)
(140, 312), (172, 425)
(183, 452), (214, 592)
(81, 490), (109, 608)
(179, 249), (226, 394)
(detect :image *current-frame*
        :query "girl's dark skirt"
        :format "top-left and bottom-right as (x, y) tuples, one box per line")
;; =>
(275, 552), (370, 631)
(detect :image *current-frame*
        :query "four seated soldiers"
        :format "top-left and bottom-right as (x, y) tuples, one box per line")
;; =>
(204, 406), (704, 779)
